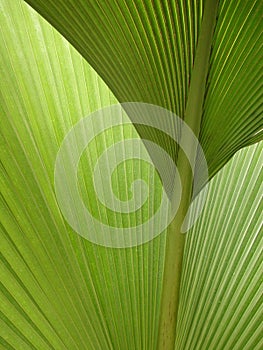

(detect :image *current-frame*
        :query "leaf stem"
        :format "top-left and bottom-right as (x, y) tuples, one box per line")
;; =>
(157, 1), (219, 349)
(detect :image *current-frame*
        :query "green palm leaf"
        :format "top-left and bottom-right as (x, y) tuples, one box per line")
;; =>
(176, 142), (262, 350)
(1, 1), (165, 348)
(23, 0), (263, 176)
(1, 0), (262, 349)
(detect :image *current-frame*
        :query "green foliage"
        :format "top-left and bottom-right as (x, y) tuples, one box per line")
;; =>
(0, 0), (262, 349)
